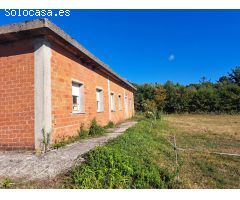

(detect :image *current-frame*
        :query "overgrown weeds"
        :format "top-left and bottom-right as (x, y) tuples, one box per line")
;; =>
(8, 114), (239, 189)
(53, 118), (106, 149)
(88, 118), (105, 136)
(52, 135), (80, 149)
(42, 128), (51, 153)
(78, 123), (89, 139)
(62, 114), (240, 189)
(64, 119), (179, 189)
(104, 121), (115, 129)
(0, 178), (14, 189)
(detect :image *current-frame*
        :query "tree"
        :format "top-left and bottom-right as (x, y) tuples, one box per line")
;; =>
(133, 66), (240, 114)
(217, 83), (240, 113)
(189, 87), (219, 113)
(154, 84), (166, 111)
(134, 83), (155, 112)
(218, 76), (231, 84)
(163, 81), (178, 113)
(229, 66), (240, 86)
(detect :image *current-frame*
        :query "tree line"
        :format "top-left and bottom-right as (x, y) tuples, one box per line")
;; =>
(133, 67), (240, 114)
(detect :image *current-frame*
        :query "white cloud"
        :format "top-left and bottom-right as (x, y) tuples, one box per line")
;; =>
(168, 54), (175, 61)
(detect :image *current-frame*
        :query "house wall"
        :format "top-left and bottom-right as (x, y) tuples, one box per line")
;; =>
(0, 40), (35, 150)
(0, 38), (134, 150)
(109, 80), (134, 123)
(51, 42), (134, 142)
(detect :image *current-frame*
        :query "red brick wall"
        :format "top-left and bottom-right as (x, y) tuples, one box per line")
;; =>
(109, 80), (134, 123)
(0, 40), (35, 150)
(51, 43), (134, 142)
(0, 38), (134, 149)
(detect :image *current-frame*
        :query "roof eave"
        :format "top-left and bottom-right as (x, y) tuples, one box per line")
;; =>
(0, 18), (137, 91)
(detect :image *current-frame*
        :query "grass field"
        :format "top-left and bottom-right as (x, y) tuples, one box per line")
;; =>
(165, 114), (240, 188)
(3, 114), (240, 189)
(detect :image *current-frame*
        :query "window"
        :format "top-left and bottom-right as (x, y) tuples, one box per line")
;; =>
(130, 98), (132, 111)
(96, 88), (104, 112)
(110, 92), (116, 112)
(72, 82), (84, 113)
(118, 95), (122, 111)
(124, 95), (128, 117)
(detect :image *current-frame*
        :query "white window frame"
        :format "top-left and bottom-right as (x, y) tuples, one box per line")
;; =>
(110, 92), (116, 112)
(118, 94), (122, 111)
(72, 81), (84, 114)
(130, 98), (132, 111)
(96, 87), (104, 112)
(124, 94), (128, 118)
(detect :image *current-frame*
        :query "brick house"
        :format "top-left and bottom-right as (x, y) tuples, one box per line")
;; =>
(0, 19), (136, 151)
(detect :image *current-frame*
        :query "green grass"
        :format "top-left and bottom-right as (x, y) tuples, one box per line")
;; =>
(64, 119), (179, 189)
(8, 114), (240, 189)
(52, 135), (81, 149)
(179, 152), (240, 188)
(63, 115), (240, 189)
(165, 114), (240, 188)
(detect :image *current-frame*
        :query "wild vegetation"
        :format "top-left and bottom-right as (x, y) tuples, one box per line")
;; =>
(63, 115), (239, 189)
(2, 68), (240, 189)
(53, 118), (112, 149)
(165, 114), (240, 188)
(64, 118), (178, 189)
(3, 114), (239, 189)
(134, 67), (240, 114)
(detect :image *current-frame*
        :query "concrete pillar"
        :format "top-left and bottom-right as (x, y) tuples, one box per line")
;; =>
(34, 38), (52, 150)
(107, 77), (111, 121)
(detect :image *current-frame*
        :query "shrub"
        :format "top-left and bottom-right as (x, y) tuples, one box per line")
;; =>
(145, 111), (155, 119)
(105, 121), (115, 129)
(69, 147), (173, 189)
(0, 178), (14, 189)
(88, 118), (105, 136)
(65, 119), (177, 189)
(52, 121), (105, 149)
(155, 111), (163, 120)
(78, 123), (89, 139)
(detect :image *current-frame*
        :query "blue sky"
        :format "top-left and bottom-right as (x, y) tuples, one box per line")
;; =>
(0, 10), (240, 85)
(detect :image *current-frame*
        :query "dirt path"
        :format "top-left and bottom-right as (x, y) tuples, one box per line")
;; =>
(0, 121), (137, 181)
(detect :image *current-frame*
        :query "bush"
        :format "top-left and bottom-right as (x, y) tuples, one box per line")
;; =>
(105, 121), (115, 129)
(89, 118), (105, 136)
(155, 111), (162, 120)
(0, 178), (14, 189)
(65, 120), (177, 189)
(145, 111), (155, 119)
(78, 123), (89, 139)
(70, 147), (172, 189)
(134, 67), (240, 114)
(53, 121), (105, 149)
